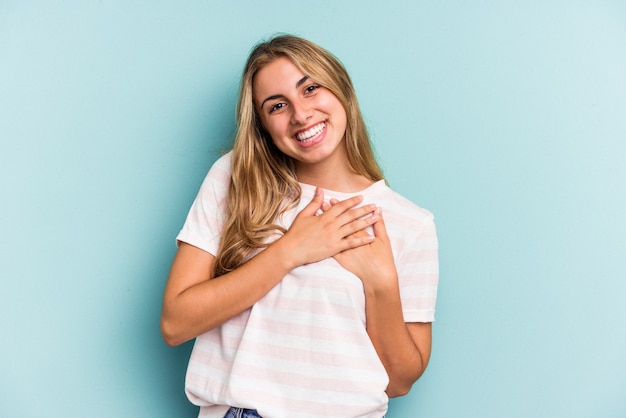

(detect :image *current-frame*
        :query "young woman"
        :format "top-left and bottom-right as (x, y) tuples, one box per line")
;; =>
(161, 35), (439, 418)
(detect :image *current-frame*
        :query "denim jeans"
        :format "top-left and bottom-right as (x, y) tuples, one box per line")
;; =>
(224, 407), (263, 418)
(224, 407), (385, 417)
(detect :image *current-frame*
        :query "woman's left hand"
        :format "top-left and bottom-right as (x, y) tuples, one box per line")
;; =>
(322, 198), (431, 397)
(322, 199), (397, 288)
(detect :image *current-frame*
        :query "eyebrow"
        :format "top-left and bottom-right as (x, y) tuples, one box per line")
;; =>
(296, 75), (309, 88)
(260, 76), (310, 109)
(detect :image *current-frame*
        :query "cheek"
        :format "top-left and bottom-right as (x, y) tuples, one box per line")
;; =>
(256, 113), (275, 135)
(322, 95), (347, 125)
(332, 103), (348, 132)
(262, 119), (284, 141)
(261, 120), (293, 151)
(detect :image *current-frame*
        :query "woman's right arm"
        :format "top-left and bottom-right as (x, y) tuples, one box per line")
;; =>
(161, 238), (296, 346)
(160, 188), (378, 346)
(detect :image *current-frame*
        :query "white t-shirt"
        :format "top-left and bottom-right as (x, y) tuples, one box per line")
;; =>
(177, 152), (439, 418)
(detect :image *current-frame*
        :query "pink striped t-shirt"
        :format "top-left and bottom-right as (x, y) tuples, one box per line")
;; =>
(177, 152), (439, 418)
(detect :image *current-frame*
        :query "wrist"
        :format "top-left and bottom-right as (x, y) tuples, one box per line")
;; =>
(269, 235), (301, 272)
(363, 272), (400, 296)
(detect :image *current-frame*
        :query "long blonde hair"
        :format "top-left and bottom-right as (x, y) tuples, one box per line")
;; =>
(213, 34), (384, 277)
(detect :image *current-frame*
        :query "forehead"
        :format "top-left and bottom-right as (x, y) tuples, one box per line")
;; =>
(252, 57), (307, 100)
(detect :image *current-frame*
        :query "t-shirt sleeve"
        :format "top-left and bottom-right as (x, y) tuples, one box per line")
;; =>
(398, 213), (439, 323)
(175, 155), (231, 256)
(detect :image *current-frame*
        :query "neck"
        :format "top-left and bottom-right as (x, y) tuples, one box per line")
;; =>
(296, 160), (373, 193)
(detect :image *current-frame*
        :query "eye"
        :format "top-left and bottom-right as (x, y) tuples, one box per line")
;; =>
(269, 102), (286, 114)
(304, 84), (320, 94)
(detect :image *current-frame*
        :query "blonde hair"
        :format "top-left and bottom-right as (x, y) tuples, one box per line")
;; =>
(213, 34), (384, 277)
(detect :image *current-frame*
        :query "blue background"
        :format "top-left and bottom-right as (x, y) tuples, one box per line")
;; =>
(1, 1), (625, 417)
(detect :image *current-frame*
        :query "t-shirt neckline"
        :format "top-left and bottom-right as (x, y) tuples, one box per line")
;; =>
(298, 179), (386, 198)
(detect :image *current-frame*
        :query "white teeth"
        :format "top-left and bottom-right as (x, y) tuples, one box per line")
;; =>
(296, 122), (325, 142)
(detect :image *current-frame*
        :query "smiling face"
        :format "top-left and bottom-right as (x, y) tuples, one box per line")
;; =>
(253, 57), (348, 171)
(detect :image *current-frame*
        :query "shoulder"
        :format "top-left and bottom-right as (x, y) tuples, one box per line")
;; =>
(197, 151), (232, 188)
(203, 151), (232, 184)
(213, 150), (232, 170)
(373, 184), (438, 261)
(372, 182), (434, 229)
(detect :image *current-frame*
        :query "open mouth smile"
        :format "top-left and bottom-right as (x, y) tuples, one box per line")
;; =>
(294, 122), (326, 143)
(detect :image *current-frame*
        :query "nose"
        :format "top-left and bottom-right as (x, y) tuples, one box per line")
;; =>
(290, 99), (312, 125)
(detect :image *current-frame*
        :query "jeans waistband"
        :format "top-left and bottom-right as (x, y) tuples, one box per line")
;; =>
(224, 407), (262, 418)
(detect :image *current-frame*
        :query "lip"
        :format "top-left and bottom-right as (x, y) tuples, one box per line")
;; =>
(292, 121), (327, 148)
